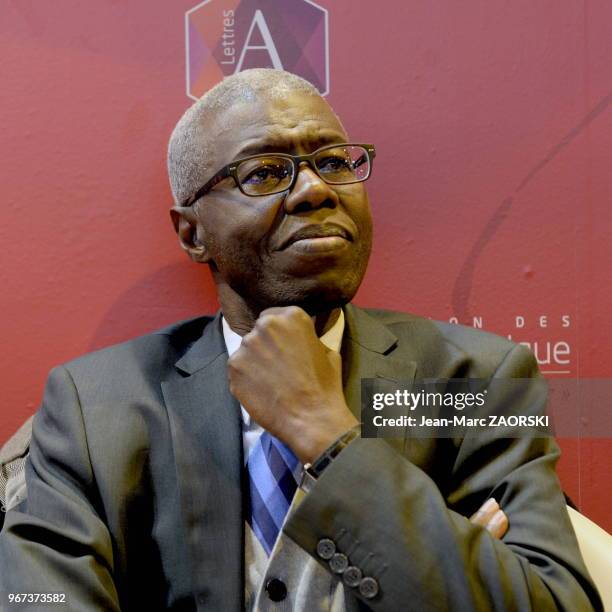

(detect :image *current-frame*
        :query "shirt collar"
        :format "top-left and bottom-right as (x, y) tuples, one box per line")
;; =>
(221, 310), (345, 427)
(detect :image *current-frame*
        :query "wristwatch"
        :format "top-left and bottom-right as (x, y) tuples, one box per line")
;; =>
(300, 425), (361, 493)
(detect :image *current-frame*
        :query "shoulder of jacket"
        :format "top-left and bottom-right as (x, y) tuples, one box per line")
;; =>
(357, 305), (522, 371)
(60, 314), (216, 378)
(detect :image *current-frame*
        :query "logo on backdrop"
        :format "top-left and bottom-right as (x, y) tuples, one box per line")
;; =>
(185, 0), (329, 101)
(447, 313), (574, 376)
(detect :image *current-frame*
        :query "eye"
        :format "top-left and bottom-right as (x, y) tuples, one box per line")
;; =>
(242, 165), (289, 185)
(317, 155), (353, 174)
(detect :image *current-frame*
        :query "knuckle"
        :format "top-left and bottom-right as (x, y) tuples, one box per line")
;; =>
(260, 307), (282, 317)
(257, 312), (275, 325)
(242, 328), (260, 345)
(288, 305), (306, 319)
(286, 306), (311, 326)
(257, 313), (281, 333)
(258, 313), (275, 326)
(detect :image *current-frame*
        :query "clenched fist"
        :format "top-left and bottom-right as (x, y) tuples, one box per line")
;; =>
(227, 306), (359, 463)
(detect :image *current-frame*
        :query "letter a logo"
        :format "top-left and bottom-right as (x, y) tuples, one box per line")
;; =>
(235, 10), (283, 72)
(186, 0), (330, 100)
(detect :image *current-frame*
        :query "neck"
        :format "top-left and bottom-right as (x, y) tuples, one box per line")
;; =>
(215, 278), (342, 337)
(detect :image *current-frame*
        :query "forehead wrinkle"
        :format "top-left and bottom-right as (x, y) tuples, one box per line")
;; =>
(218, 93), (345, 140)
(233, 127), (348, 158)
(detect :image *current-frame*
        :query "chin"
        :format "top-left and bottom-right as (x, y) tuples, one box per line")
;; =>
(235, 259), (369, 315)
(295, 293), (350, 316)
(265, 278), (361, 315)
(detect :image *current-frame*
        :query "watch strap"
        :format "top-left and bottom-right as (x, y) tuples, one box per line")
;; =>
(300, 425), (361, 493)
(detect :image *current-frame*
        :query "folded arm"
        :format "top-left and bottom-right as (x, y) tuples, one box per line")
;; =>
(284, 345), (602, 611)
(0, 365), (120, 611)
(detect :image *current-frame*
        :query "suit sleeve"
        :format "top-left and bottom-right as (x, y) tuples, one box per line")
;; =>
(283, 344), (603, 611)
(0, 366), (121, 611)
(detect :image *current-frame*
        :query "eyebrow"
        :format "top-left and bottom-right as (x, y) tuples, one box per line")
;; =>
(233, 132), (347, 159)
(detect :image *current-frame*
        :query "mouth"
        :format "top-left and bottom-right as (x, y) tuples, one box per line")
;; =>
(279, 224), (353, 252)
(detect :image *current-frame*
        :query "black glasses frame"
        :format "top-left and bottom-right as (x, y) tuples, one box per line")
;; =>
(179, 143), (376, 207)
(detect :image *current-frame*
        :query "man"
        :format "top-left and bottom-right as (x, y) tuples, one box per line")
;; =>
(0, 69), (602, 611)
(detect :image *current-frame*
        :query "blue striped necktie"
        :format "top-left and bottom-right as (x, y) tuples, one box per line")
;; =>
(246, 431), (300, 555)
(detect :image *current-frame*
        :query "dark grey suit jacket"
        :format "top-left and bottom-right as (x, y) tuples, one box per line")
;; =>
(0, 305), (602, 611)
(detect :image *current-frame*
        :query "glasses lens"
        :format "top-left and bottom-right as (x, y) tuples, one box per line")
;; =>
(236, 157), (294, 195)
(314, 145), (370, 184)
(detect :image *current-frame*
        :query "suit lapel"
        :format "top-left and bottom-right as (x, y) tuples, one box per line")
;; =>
(343, 305), (417, 442)
(161, 314), (244, 611)
(343, 304), (417, 411)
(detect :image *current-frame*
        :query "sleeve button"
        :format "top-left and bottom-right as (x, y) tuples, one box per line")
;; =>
(329, 552), (349, 574)
(343, 565), (362, 588)
(359, 576), (379, 599)
(316, 538), (336, 560)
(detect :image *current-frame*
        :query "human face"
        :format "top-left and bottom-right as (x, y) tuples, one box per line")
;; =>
(185, 92), (373, 316)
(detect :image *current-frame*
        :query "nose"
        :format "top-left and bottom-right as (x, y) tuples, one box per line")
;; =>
(283, 163), (340, 213)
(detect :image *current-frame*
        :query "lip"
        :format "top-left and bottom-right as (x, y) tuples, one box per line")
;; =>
(284, 235), (351, 254)
(278, 224), (352, 251)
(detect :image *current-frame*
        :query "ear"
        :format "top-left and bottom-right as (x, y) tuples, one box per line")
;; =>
(169, 207), (211, 264)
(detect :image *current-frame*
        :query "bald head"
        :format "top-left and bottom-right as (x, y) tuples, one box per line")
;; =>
(167, 69), (325, 205)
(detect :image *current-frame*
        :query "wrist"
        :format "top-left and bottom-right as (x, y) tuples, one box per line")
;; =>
(297, 413), (360, 464)
(300, 424), (361, 493)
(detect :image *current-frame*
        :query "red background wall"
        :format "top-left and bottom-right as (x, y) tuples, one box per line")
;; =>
(1, 1), (610, 530)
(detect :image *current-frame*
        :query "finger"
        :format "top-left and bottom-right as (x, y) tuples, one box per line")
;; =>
(259, 306), (313, 328)
(470, 498), (499, 528)
(486, 509), (509, 539)
(259, 305), (307, 318)
(258, 306), (292, 317)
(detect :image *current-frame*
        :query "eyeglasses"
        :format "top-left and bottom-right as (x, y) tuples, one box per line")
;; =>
(180, 143), (376, 206)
